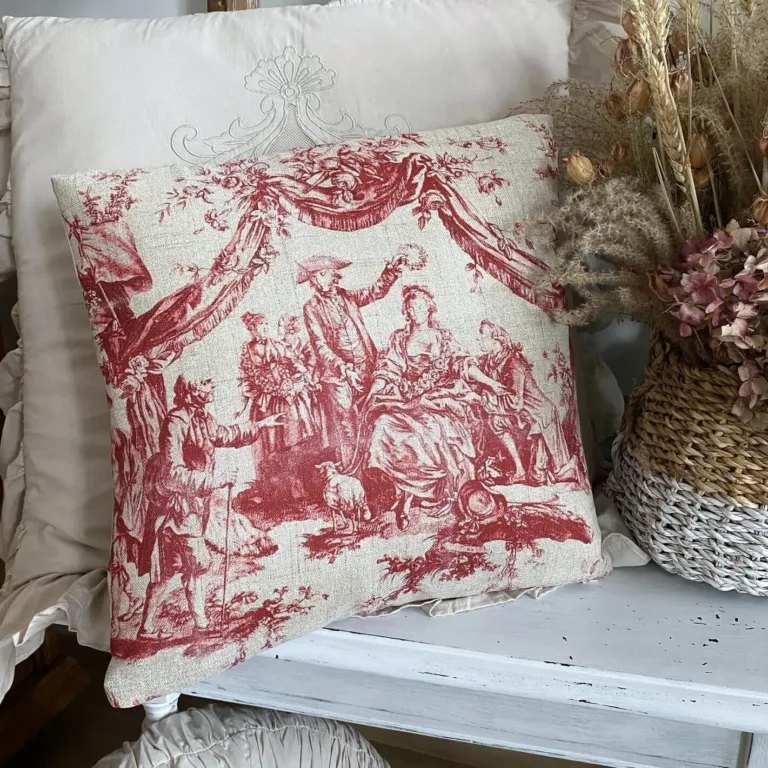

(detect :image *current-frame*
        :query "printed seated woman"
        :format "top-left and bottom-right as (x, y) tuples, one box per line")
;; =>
(477, 320), (579, 485)
(362, 285), (507, 530)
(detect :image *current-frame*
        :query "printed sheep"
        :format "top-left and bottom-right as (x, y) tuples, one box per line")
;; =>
(315, 461), (372, 533)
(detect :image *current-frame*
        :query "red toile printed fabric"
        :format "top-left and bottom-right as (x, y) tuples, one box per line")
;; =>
(52, 116), (609, 706)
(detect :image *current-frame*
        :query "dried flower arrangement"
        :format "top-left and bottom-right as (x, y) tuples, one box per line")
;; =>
(523, 0), (768, 424)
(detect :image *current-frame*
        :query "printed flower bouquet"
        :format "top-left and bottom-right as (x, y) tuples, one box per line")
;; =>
(524, 0), (768, 595)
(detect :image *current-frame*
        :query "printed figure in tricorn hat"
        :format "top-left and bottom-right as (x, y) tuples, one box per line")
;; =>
(299, 251), (409, 465)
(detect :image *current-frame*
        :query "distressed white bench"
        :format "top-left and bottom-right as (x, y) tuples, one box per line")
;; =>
(144, 565), (768, 768)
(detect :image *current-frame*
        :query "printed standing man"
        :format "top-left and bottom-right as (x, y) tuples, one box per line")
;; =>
(137, 375), (284, 641)
(299, 254), (406, 466)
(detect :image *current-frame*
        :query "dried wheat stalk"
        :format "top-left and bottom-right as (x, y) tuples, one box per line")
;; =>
(532, 0), (768, 326)
(678, 0), (700, 41)
(631, 0), (704, 232)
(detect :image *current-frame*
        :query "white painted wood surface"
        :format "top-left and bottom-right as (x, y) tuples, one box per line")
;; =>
(189, 652), (743, 768)
(749, 735), (768, 768)
(187, 565), (768, 768)
(330, 565), (768, 696)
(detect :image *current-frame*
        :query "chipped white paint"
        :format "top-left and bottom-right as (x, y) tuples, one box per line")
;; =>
(188, 653), (744, 768)
(183, 566), (768, 767)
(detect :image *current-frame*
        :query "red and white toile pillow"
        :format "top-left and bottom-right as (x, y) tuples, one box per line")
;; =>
(53, 115), (610, 706)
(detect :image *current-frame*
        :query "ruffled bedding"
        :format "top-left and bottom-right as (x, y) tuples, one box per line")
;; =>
(0, 38), (11, 280)
(0, 16), (111, 701)
(0, 30), (24, 701)
(0, 307), (109, 697)
(0, 305), (21, 561)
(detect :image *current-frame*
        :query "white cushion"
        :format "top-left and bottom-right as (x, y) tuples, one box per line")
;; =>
(330, 0), (621, 82)
(93, 705), (388, 768)
(570, 0), (623, 83)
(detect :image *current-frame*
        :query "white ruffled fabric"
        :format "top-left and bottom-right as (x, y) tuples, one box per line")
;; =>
(0, 24), (12, 280)
(0, 298), (28, 702)
(0, 13), (127, 704)
(0, 308), (22, 562)
(0, 297), (100, 707)
(0, 22), (18, 569)
(0, 567), (109, 700)
(0, 24), (81, 704)
(93, 705), (389, 768)
(0, 297), (111, 704)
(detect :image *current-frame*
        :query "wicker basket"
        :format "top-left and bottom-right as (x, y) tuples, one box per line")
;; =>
(605, 339), (768, 596)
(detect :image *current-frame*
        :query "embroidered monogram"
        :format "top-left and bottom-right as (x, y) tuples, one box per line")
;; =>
(171, 46), (412, 164)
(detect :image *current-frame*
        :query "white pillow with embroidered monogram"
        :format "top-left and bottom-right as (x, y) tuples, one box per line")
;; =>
(53, 115), (609, 706)
(0, 0), (586, 672)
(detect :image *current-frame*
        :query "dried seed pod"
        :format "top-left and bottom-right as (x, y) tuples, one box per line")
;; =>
(669, 69), (691, 101)
(689, 133), (711, 170)
(614, 37), (643, 75)
(760, 131), (768, 158)
(596, 158), (615, 178)
(611, 140), (632, 166)
(604, 91), (627, 121)
(753, 196), (768, 225)
(626, 78), (651, 116)
(621, 9), (637, 37)
(693, 167), (711, 190)
(670, 27), (688, 58)
(565, 152), (595, 185)
(691, 50), (712, 82)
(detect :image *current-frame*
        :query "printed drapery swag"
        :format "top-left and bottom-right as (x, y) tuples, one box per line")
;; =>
(53, 116), (608, 707)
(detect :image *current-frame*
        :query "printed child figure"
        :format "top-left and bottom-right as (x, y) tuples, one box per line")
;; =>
(278, 314), (315, 374)
(239, 312), (319, 472)
(477, 320), (579, 485)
